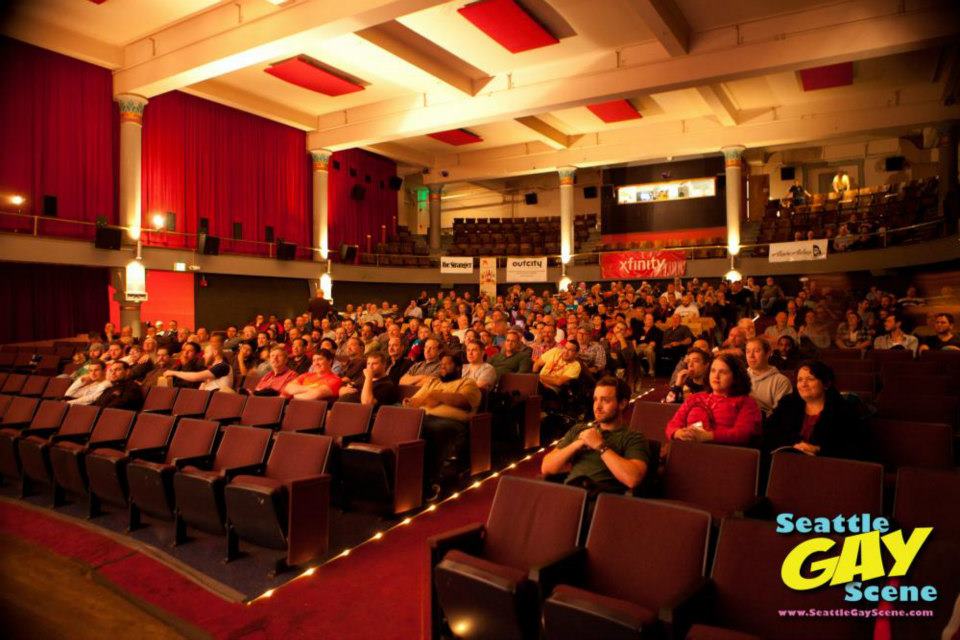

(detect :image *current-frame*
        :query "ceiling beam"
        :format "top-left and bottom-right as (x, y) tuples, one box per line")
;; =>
(307, 4), (960, 150)
(2, 16), (122, 69)
(112, 0), (446, 97)
(696, 85), (739, 126)
(514, 116), (577, 150)
(632, 0), (690, 57)
(363, 142), (434, 168)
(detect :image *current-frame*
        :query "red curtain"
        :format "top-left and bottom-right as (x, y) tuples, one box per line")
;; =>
(0, 37), (117, 240)
(328, 148), (398, 255)
(141, 91), (312, 258)
(0, 261), (109, 344)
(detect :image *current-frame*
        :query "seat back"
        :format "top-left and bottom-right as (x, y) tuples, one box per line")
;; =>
(239, 395), (285, 428)
(88, 408), (136, 445)
(1, 374), (27, 394)
(205, 392), (246, 423)
(20, 375), (50, 397)
(125, 413), (176, 452)
(281, 399), (327, 431)
(709, 518), (866, 639)
(893, 467), (960, 537)
(766, 453), (883, 517)
(498, 373), (538, 397)
(868, 349), (914, 364)
(663, 442), (759, 517)
(35, 355), (60, 375)
(29, 400), (68, 431)
(265, 432), (333, 480)
(880, 374), (956, 397)
(483, 476), (587, 570)
(585, 496), (710, 610)
(165, 418), (219, 463)
(324, 402), (373, 439)
(628, 401), (680, 444)
(171, 388), (212, 417)
(42, 377), (73, 399)
(833, 371), (876, 396)
(869, 419), (954, 470)
(0, 395), (11, 419)
(881, 361), (940, 378)
(369, 406), (423, 447)
(1, 396), (39, 426)
(212, 426), (271, 472)
(142, 386), (179, 412)
(58, 405), (99, 437)
(877, 393), (958, 425)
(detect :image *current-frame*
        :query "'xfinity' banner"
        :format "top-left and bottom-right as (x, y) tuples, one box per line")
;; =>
(440, 256), (474, 274)
(769, 239), (828, 263)
(506, 256), (547, 282)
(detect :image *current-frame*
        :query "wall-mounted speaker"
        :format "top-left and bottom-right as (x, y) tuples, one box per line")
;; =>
(42, 195), (58, 216)
(332, 159), (340, 170)
(524, 192), (538, 205)
(339, 243), (358, 263)
(94, 226), (122, 250)
(199, 217), (210, 235)
(780, 166), (796, 181)
(716, 174), (726, 189)
(388, 176), (404, 191)
(351, 184), (366, 201)
(884, 156), (906, 171)
(264, 225), (275, 243)
(583, 185), (598, 199)
(276, 241), (296, 261)
(198, 234), (220, 255)
(232, 222), (243, 240)
(601, 185), (614, 200)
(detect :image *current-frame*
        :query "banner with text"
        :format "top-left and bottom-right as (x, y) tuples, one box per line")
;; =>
(599, 250), (687, 279)
(440, 256), (474, 274)
(479, 257), (497, 301)
(768, 239), (828, 263)
(506, 256), (548, 282)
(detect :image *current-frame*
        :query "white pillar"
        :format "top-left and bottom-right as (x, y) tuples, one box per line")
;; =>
(722, 145), (746, 256)
(116, 94), (148, 242)
(428, 185), (443, 252)
(310, 149), (331, 260)
(559, 166), (576, 264)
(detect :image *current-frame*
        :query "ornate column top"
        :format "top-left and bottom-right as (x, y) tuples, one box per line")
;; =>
(310, 149), (332, 172)
(116, 94), (148, 126)
(428, 184), (443, 200)
(721, 145), (746, 167)
(558, 165), (576, 186)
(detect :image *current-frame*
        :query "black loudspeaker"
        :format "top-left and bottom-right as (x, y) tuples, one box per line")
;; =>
(388, 176), (404, 191)
(351, 184), (366, 201)
(42, 195), (57, 216)
(601, 185), (614, 200)
(265, 225), (275, 243)
(332, 159), (340, 170)
(232, 222), (243, 240)
(165, 211), (176, 231)
(199, 217), (210, 235)
(583, 185), (598, 199)
(276, 241), (296, 260)
(349, 168), (357, 177)
(780, 166), (796, 181)
(885, 156), (906, 171)
(94, 226), (122, 250)
(716, 174), (726, 189)
(339, 243), (358, 263)
(524, 192), (538, 205)
(198, 234), (220, 255)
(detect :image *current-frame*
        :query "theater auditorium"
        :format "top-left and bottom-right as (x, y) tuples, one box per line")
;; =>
(1, 1), (959, 638)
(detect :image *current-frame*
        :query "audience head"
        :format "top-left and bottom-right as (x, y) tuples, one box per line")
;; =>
(745, 337), (771, 371)
(86, 360), (106, 381)
(561, 340), (580, 362)
(934, 313), (954, 336)
(465, 340), (484, 365)
(684, 348), (711, 379)
(268, 346), (288, 372)
(438, 353), (462, 382)
(593, 376), (630, 425)
(106, 360), (128, 383)
(365, 351), (387, 377)
(312, 348), (334, 373)
(710, 352), (751, 397)
(106, 342), (123, 361)
(777, 335), (797, 356)
(795, 360), (836, 405)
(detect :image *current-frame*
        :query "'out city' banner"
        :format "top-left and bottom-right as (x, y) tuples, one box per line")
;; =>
(505, 256), (548, 282)
(440, 256), (474, 274)
(769, 239), (829, 263)
(599, 250), (687, 279)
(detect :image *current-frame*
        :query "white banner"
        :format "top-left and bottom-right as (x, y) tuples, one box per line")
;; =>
(479, 257), (497, 301)
(506, 256), (548, 282)
(440, 256), (474, 274)
(768, 239), (828, 263)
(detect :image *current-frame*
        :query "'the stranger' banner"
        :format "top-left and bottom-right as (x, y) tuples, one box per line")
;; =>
(769, 239), (828, 263)
(599, 250), (687, 279)
(440, 256), (474, 274)
(506, 256), (548, 282)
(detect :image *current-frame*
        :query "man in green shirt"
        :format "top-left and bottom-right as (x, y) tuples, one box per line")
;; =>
(541, 376), (650, 494)
(489, 330), (533, 378)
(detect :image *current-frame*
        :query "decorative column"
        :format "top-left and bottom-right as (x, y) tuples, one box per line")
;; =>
(116, 94), (148, 241)
(428, 184), (443, 253)
(559, 166), (575, 264)
(310, 149), (331, 260)
(722, 145), (746, 256)
(938, 122), (958, 217)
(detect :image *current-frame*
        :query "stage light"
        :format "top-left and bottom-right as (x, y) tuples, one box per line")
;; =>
(10, 195), (25, 207)
(724, 254), (742, 283)
(372, 532), (384, 540)
(152, 213), (165, 230)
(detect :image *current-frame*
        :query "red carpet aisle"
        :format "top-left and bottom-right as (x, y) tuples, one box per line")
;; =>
(0, 453), (544, 640)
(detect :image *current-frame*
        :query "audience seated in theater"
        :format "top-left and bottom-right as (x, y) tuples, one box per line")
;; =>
(762, 361), (863, 459)
(661, 313), (695, 368)
(576, 328), (606, 379)
(166, 341), (204, 388)
(406, 353), (481, 500)
(163, 343), (233, 392)
(282, 349), (341, 401)
(673, 293), (700, 321)
(835, 310), (872, 352)
(357, 352), (399, 411)
(384, 336), (413, 384)
(535, 340), (582, 394)
(770, 335), (802, 370)
(541, 376), (650, 495)
(337, 337), (367, 392)
(529, 323), (559, 365)
(631, 312), (662, 377)
(400, 338), (442, 386)
(460, 340), (496, 391)
(100, 341), (125, 364)
(488, 330), (532, 377)
(95, 361), (144, 410)
(797, 309), (831, 351)
(760, 276), (785, 315)
(919, 312), (960, 351)
(252, 346), (297, 396)
(665, 352), (762, 446)
(67, 343), (105, 380)
(718, 326), (748, 358)
(287, 338), (311, 374)
(873, 310), (919, 355)
(746, 337), (793, 417)
(764, 311), (799, 345)
(603, 320), (634, 380)
(141, 347), (173, 388)
(65, 361), (111, 406)
(665, 347), (711, 404)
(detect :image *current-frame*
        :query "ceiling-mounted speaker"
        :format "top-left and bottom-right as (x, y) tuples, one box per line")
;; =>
(583, 185), (598, 199)
(198, 234), (220, 255)
(94, 226), (122, 250)
(276, 241), (297, 260)
(388, 176), (404, 191)
(780, 166), (796, 181)
(42, 195), (58, 216)
(339, 243), (358, 263)
(351, 184), (366, 201)
(884, 156), (906, 171)
(524, 192), (538, 205)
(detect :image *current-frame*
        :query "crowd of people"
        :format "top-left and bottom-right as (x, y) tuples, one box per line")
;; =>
(57, 275), (958, 499)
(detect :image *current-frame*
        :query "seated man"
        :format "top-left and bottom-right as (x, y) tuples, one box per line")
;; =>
(399, 337), (442, 386)
(94, 361), (144, 411)
(664, 347), (711, 404)
(535, 340), (582, 394)
(920, 313), (960, 351)
(282, 349), (342, 401)
(168, 342), (205, 389)
(406, 354), (481, 500)
(359, 351), (400, 411)
(66, 343), (105, 380)
(661, 313), (694, 370)
(873, 311), (919, 355)
(141, 347), (172, 389)
(65, 360), (111, 406)
(461, 340), (497, 391)
(576, 328), (606, 379)
(162, 343), (233, 392)
(488, 330), (532, 377)
(253, 346), (298, 396)
(287, 338), (311, 374)
(541, 376), (650, 495)
(763, 311), (799, 345)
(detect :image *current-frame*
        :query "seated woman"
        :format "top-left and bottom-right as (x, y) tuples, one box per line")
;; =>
(664, 352), (762, 446)
(282, 349), (342, 400)
(835, 309), (871, 352)
(762, 360), (863, 459)
(746, 338), (793, 417)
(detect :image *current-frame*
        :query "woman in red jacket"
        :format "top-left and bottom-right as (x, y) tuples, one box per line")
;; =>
(665, 352), (762, 445)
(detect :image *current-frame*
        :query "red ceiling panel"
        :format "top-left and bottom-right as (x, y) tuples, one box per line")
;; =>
(587, 99), (642, 123)
(87, 0), (108, 4)
(798, 62), (854, 91)
(265, 56), (365, 96)
(458, 0), (559, 54)
(428, 129), (484, 145)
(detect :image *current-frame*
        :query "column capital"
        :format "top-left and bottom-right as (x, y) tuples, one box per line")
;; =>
(428, 184), (443, 199)
(558, 165), (576, 186)
(116, 94), (148, 126)
(310, 149), (332, 172)
(721, 145), (746, 166)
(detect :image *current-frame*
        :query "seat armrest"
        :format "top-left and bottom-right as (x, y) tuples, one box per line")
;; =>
(658, 577), (713, 634)
(174, 453), (214, 469)
(742, 496), (771, 519)
(224, 462), (266, 479)
(287, 474), (332, 566)
(338, 433), (370, 447)
(530, 547), (587, 597)
(51, 433), (89, 444)
(20, 426), (59, 438)
(393, 439), (426, 514)
(427, 522), (486, 566)
(90, 438), (126, 451)
(127, 446), (168, 461)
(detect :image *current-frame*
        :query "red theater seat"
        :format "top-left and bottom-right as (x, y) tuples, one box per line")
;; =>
(498, 373), (542, 450)
(661, 441), (759, 521)
(238, 395), (285, 429)
(42, 377), (73, 400)
(0, 399), (65, 483)
(204, 392), (246, 425)
(171, 388), (212, 418)
(142, 386), (179, 414)
(280, 399), (327, 433)
(762, 453), (883, 518)
(18, 404), (98, 496)
(19, 375), (50, 397)
(323, 402), (373, 445)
